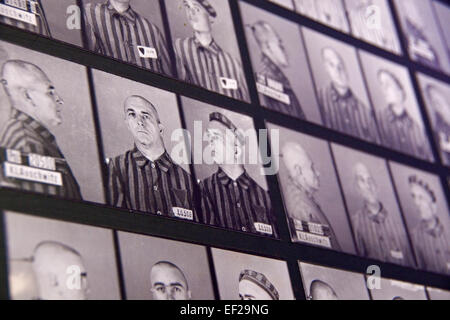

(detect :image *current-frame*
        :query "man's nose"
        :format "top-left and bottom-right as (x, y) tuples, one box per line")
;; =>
(55, 94), (64, 105)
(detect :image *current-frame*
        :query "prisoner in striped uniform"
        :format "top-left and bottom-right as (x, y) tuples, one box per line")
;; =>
(351, 163), (415, 267)
(0, 60), (81, 200)
(173, 0), (250, 102)
(347, 0), (401, 54)
(199, 112), (277, 237)
(376, 69), (433, 161)
(318, 47), (380, 143)
(249, 21), (306, 120)
(408, 175), (450, 275)
(0, 0), (51, 37)
(107, 95), (198, 222)
(83, 0), (173, 76)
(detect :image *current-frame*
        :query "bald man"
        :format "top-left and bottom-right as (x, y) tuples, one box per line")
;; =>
(200, 112), (277, 237)
(0, 60), (81, 199)
(308, 280), (338, 300)
(239, 269), (279, 300)
(32, 241), (88, 300)
(150, 261), (191, 300)
(425, 84), (450, 166)
(249, 21), (305, 120)
(295, 0), (348, 32)
(318, 47), (379, 143)
(351, 162), (415, 267)
(107, 95), (198, 221)
(281, 142), (340, 250)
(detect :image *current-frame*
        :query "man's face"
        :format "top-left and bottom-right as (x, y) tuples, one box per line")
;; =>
(265, 31), (289, 67)
(323, 49), (349, 89)
(355, 165), (378, 204)
(410, 184), (436, 221)
(125, 99), (161, 147)
(239, 279), (273, 300)
(150, 265), (190, 300)
(184, 0), (212, 33)
(34, 250), (88, 300)
(30, 80), (64, 127)
(293, 154), (320, 193)
(206, 121), (239, 166)
(429, 88), (450, 123)
(379, 72), (405, 106)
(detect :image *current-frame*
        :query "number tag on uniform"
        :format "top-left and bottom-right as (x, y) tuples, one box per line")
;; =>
(137, 46), (158, 59)
(6, 149), (21, 164)
(5, 0), (27, 10)
(4, 162), (62, 186)
(254, 222), (273, 235)
(28, 153), (56, 171)
(0, 3), (37, 25)
(267, 78), (284, 92)
(256, 82), (291, 105)
(390, 250), (404, 260)
(307, 222), (324, 236)
(172, 207), (193, 221)
(219, 77), (238, 90)
(296, 231), (332, 248)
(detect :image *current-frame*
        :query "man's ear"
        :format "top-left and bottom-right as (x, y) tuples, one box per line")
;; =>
(22, 88), (36, 108)
(158, 123), (165, 135)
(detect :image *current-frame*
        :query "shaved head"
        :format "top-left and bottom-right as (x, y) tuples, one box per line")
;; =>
(2, 60), (50, 98)
(123, 95), (160, 123)
(353, 162), (379, 204)
(321, 47), (349, 91)
(32, 241), (88, 300)
(150, 261), (191, 300)
(310, 280), (338, 300)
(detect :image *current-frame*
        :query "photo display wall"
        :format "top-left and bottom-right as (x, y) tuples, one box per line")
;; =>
(0, 0), (448, 300)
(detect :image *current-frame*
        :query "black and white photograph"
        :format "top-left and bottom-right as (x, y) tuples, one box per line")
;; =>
(359, 50), (434, 162)
(211, 248), (294, 300)
(433, 0), (450, 63)
(240, 1), (322, 123)
(267, 123), (356, 254)
(426, 286), (450, 300)
(117, 231), (215, 300)
(369, 278), (427, 300)
(299, 262), (370, 300)
(0, 0), (83, 46)
(389, 162), (450, 275)
(165, 0), (250, 102)
(393, 0), (450, 74)
(302, 27), (380, 144)
(0, 40), (105, 204)
(268, 0), (294, 11)
(81, 0), (173, 77)
(293, 0), (350, 33)
(181, 97), (278, 238)
(344, 0), (402, 54)
(4, 211), (120, 300)
(331, 144), (415, 267)
(417, 73), (450, 166)
(92, 69), (199, 222)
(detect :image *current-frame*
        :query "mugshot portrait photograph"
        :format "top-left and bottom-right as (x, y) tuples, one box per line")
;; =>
(344, 0), (402, 55)
(81, 0), (173, 77)
(417, 73), (450, 166)
(267, 123), (356, 254)
(117, 231), (215, 300)
(0, 0), (83, 46)
(4, 211), (120, 300)
(302, 27), (380, 145)
(389, 162), (450, 276)
(0, 40), (105, 204)
(432, 1), (450, 60)
(331, 143), (415, 268)
(369, 278), (427, 300)
(427, 286), (450, 300)
(91, 69), (199, 222)
(211, 248), (294, 300)
(239, 1), (322, 123)
(293, 0), (350, 33)
(165, 0), (250, 102)
(359, 50), (434, 162)
(298, 262), (370, 300)
(393, 0), (450, 74)
(181, 97), (278, 237)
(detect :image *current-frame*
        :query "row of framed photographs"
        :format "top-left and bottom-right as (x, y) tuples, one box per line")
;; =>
(3, 210), (449, 300)
(1, 0), (450, 165)
(0, 39), (448, 277)
(269, 0), (450, 69)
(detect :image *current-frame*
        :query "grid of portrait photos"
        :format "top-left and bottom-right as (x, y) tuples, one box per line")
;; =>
(0, 0), (449, 300)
